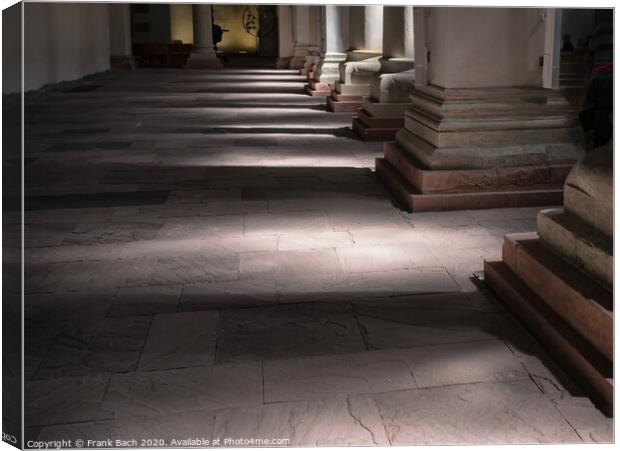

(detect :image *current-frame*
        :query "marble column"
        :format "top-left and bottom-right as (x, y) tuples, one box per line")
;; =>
(327, 5), (383, 112)
(307, 5), (349, 96)
(353, 6), (416, 140)
(277, 5), (294, 68)
(289, 5), (310, 69)
(109, 4), (135, 69)
(185, 4), (222, 69)
(376, 7), (583, 211)
(485, 141), (613, 416)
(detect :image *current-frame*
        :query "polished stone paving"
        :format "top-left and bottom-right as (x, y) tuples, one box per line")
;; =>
(18, 68), (612, 446)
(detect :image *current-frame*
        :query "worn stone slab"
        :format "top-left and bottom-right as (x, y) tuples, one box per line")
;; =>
(374, 380), (581, 444)
(179, 279), (278, 311)
(239, 249), (343, 280)
(36, 410), (216, 446)
(103, 362), (262, 417)
(35, 317), (151, 379)
(216, 303), (365, 363)
(213, 395), (389, 446)
(108, 285), (181, 317)
(336, 242), (439, 273)
(26, 375), (113, 427)
(138, 311), (219, 371)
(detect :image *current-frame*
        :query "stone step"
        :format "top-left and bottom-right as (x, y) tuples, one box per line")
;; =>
(375, 157), (564, 212)
(537, 209), (612, 288)
(352, 117), (400, 142)
(484, 260), (612, 417)
(383, 141), (570, 194)
(306, 86), (331, 97)
(327, 96), (363, 113)
(501, 234), (612, 361)
(330, 90), (364, 102)
(356, 109), (404, 129)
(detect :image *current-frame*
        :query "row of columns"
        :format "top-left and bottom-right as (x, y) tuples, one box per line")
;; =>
(109, 4), (221, 70)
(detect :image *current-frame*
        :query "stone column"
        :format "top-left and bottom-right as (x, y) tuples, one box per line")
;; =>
(485, 140), (613, 416)
(376, 7), (583, 212)
(302, 6), (322, 75)
(353, 6), (416, 140)
(185, 4), (222, 69)
(307, 5), (349, 95)
(277, 5), (294, 68)
(327, 5), (383, 112)
(109, 4), (135, 69)
(289, 5), (310, 69)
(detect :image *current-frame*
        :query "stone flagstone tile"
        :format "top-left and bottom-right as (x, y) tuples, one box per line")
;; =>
(326, 208), (411, 232)
(361, 267), (460, 296)
(103, 362), (262, 417)
(26, 375), (114, 427)
(336, 242), (440, 273)
(264, 348), (417, 403)
(399, 340), (528, 388)
(276, 231), (353, 251)
(36, 410), (216, 447)
(355, 308), (510, 351)
(275, 273), (367, 303)
(37, 258), (157, 293)
(149, 253), (239, 286)
(179, 279), (277, 311)
(352, 292), (480, 312)
(374, 380), (582, 445)
(243, 210), (332, 236)
(63, 222), (162, 246)
(216, 302), (366, 363)
(25, 243), (123, 264)
(25, 321), (64, 380)
(213, 395), (389, 447)
(157, 214), (244, 240)
(34, 316), (151, 380)
(25, 291), (114, 321)
(108, 285), (182, 317)
(138, 311), (219, 371)
(239, 249), (343, 280)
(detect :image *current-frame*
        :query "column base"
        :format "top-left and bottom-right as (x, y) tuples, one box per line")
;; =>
(276, 57), (292, 69)
(484, 233), (612, 417)
(351, 98), (410, 141)
(326, 89), (364, 112)
(184, 55), (223, 69)
(352, 109), (403, 141)
(375, 142), (571, 212)
(110, 55), (136, 70)
(305, 80), (333, 97)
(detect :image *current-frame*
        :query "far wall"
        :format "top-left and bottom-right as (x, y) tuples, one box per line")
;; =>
(23, 3), (110, 92)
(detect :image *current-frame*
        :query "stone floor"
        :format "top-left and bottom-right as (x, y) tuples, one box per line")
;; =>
(17, 67), (612, 446)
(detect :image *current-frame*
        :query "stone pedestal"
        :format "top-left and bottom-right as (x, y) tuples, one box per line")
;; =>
(326, 51), (381, 112)
(353, 67), (415, 140)
(306, 5), (349, 96)
(326, 5), (382, 112)
(185, 5), (222, 69)
(307, 52), (347, 96)
(484, 143), (613, 416)
(376, 84), (583, 211)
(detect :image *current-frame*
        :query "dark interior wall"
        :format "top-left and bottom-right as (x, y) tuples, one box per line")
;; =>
(561, 9), (596, 48)
(131, 4), (171, 43)
(258, 5), (278, 57)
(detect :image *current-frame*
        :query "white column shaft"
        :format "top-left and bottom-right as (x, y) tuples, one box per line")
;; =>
(192, 4), (216, 57)
(382, 6), (414, 59)
(109, 4), (132, 56)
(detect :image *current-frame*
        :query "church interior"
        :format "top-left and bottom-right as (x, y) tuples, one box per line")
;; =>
(1, 2), (614, 447)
